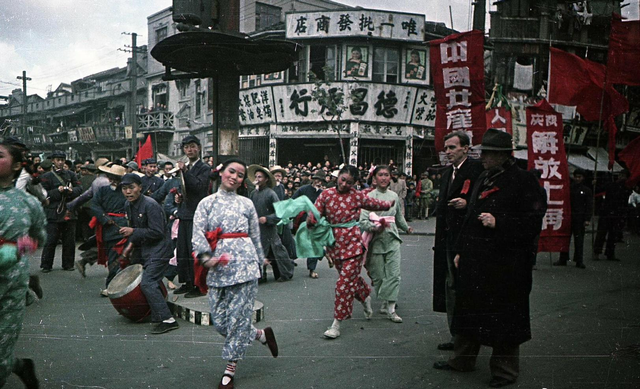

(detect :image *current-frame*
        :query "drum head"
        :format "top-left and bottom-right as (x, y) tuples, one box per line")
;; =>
(107, 264), (143, 299)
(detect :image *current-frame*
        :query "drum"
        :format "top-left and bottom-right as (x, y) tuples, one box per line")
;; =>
(107, 264), (168, 322)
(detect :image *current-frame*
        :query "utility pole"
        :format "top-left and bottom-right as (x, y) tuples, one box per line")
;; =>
(17, 71), (31, 139)
(122, 32), (139, 158)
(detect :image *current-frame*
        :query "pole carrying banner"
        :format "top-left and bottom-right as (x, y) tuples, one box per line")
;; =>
(430, 30), (486, 153)
(526, 99), (571, 252)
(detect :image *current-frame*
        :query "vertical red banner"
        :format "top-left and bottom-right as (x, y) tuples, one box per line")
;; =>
(485, 107), (512, 134)
(526, 99), (571, 252)
(430, 30), (486, 153)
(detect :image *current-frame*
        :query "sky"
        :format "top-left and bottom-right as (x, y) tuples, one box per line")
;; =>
(1, 0), (638, 99)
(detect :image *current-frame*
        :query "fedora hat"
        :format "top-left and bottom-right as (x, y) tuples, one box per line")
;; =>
(98, 164), (127, 177)
(269, 165), (287, 176)
(473, 128), (514, 151)
(312, 170), (326, 180)
(247, 164), (275, 189)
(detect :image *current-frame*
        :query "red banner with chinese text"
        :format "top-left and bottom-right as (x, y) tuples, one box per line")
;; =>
(485, 107), (512, 134)
(526, 99), (571, 253)
(430, 30), (486, 152)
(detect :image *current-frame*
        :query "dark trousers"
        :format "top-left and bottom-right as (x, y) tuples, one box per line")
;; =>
(77, 208), (93, 241)
(448, 334), (520, 381)
(41, 221), (76, 270)
(594, 215), (618, 259)
(176, 219), (194, 286)
(105, 240), (121, 288)
(141, 258), (172, 322)
(559, 221), (586, 263)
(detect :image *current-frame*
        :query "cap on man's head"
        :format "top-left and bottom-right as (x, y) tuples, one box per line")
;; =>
(181, 135), (201, 147)
(126, 161), (139, 170)
(51, 150), (66, 159)
(3, 136), (26, 149)
(120, 173), (142, 186)
(85, 163), (97, 172)
(573, 168), (587, 176)
(40, 160), (53, 170)
(142, 158), (157, 166)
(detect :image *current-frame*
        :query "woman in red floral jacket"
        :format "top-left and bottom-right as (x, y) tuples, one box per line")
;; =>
(311, 165), (394, 339)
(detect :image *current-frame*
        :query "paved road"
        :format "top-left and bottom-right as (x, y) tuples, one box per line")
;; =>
(6, 229), (640, 389)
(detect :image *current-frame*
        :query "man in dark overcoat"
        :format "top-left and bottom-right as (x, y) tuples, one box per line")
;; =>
(173, 135), (211, 298)
(433, 129), (546, 388)
(432, 130), (483, 351)
(39, 150), (83, 272)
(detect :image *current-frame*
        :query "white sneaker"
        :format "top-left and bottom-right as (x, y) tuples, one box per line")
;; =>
(363, 296), (373, 320)
(323, 326), (340, 339)
(388, 311), (403, 323)
(379, 301), (388, 314)
(100, 289), (109, 297)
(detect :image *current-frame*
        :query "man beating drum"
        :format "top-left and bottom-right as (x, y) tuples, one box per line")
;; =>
(118, 173), (179, 334)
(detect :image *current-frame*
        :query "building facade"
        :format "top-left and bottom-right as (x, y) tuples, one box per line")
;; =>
(238, 8), (454, 176)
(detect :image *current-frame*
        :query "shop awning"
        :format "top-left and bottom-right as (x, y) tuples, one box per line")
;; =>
(586, 147), (624, 172)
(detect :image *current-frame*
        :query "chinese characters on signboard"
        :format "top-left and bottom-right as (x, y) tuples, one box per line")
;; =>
(485, 107), (512, 134)
(286, 10), (425, 42)
(527, 99), (571, 252)
(430, 30), (486, 153)
(238, 87), (276, 126)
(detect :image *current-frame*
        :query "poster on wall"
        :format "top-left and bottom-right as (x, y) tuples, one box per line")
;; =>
(403, 47), (428, 84)
(343, 45), (369, 79)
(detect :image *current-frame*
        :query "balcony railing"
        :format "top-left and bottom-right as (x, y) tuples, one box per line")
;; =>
(490, 15), (541, 40)
(137, 111), (175, 131)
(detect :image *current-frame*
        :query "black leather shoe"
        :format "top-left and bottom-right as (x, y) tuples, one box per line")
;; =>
(184, 288), (206, 298)
(14, 358), (39, 389)
(552, 260), (567, 266)
(433, 361), (456, 371)
(40, 268), (51, 273)
(606, 257), (620, 261)
(576, 262), (586, 269)
(173, 284), (191, 294)
(437, 342), (454, 350)
(151, 321), (179, 334)
(489, 376), (516, 388)
(29, 275), (43, 299)
(218, 373), (234, 389)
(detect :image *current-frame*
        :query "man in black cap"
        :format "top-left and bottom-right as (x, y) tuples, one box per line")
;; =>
(433, 129), (546, 388)
(554, 168), (592, 269)
(141, 158), (164, 196)
(173, 135), (211, 297)
(39, 150), (83, 272)
(119, 173), (179, 334)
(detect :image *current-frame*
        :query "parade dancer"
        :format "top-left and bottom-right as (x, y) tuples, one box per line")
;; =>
(360, 165), (413, 323)
(311, 165), (394, 339)
(192, 158), (278, 389)
(0, 141), (45, 389)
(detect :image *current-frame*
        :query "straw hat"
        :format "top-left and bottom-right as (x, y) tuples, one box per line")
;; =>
(269, 165), (287, 176)
(98, 164), (127, 177)
(247, 164), (275, 189)
(95, 158), (109, 167)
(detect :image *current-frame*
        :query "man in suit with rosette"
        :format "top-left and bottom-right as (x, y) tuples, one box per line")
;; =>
(433, 129), (546, 388)
(432, 130), (484, 351)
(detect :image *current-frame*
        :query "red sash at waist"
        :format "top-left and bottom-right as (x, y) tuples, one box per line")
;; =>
(194, 228), (249, 294)
(0, 238), (17, 245)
